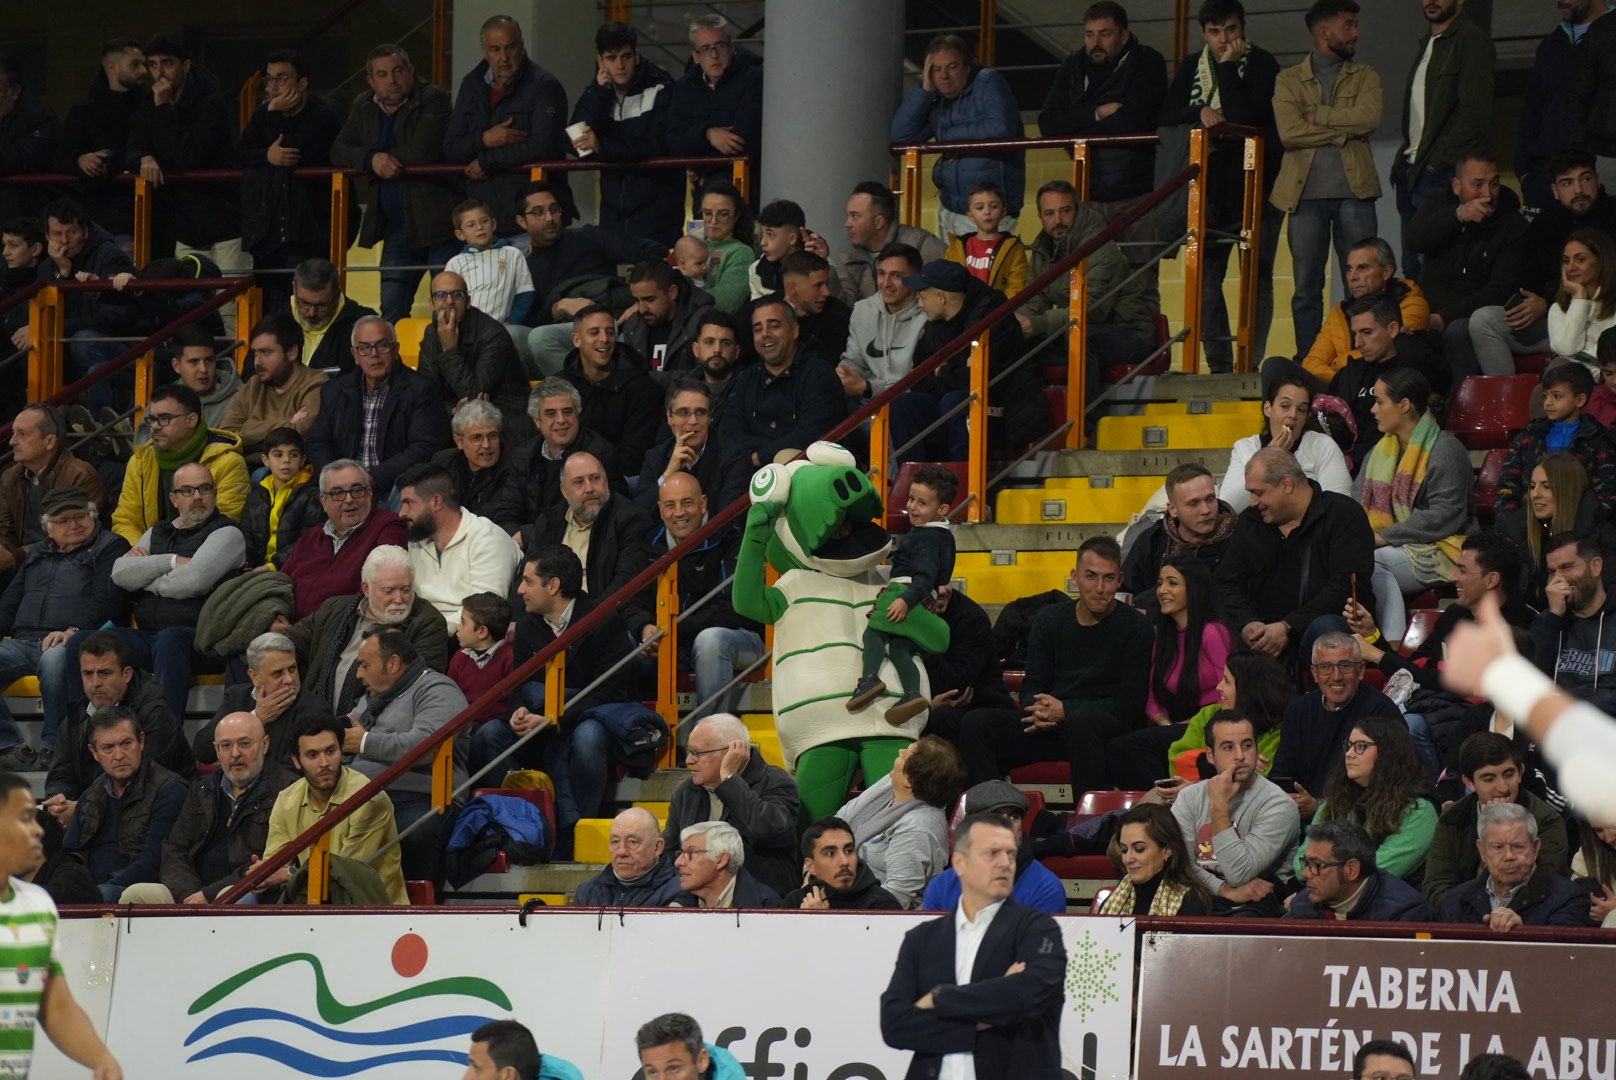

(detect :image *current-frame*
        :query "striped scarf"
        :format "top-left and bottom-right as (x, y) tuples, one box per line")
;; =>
(1187, 43), (1254, 110)
(1362, 410), (1465, 570)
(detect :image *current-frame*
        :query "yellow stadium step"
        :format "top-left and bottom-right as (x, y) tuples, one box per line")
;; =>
(395, 317), (431, 369)
(632, 801), (670, 824)
(1139, 401), (1263, 418)
(996, 475), (1163, 525)
(954, 551), (1076, 605)
(1095, 413), (1256, 452)
(4, 672), (224, 698)
(572, 818), (613, 864)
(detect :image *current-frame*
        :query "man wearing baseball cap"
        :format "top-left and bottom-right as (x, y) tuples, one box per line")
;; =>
(888, 260), (1045, 463)
(916, 779), (1066, 912)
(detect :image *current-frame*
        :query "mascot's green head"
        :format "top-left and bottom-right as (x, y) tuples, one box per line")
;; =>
(748, 442), (892, 577)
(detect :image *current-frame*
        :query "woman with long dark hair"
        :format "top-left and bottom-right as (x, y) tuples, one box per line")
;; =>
(1164, 650), (1291, 781)
(1298, 715), (1436, 880)
(1549, 229), (1616, 360)
(1146, 557), (1232, 727)
(1220, 366), (1351, 513)
(697, 181), (755, 313)
(1100, 802), (1211, 916)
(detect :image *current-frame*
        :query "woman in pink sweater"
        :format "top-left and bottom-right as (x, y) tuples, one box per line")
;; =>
(1145, 557), (1233, 728)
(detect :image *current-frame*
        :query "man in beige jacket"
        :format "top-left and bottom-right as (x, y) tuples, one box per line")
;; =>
(1271, 0), (1383, 361)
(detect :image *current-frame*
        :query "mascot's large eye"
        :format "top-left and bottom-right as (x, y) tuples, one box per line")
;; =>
(843, 469), (865, 494)
(833, 477), (849, 501)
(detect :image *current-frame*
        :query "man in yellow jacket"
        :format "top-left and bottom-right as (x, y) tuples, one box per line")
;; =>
(1300, 237), (1431, 386)
(112, 384), (249, 545)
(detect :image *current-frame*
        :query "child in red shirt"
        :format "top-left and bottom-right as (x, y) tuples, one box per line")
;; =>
(946, 181), (1028, 296)
(449, 591), (515, 725)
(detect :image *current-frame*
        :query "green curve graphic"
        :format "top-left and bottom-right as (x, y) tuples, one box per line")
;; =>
(187, 953), (512, 1020)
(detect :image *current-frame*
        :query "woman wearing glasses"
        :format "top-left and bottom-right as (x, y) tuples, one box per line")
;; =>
(695, 183), (754, 314)
(1294, 715), (1436, 881)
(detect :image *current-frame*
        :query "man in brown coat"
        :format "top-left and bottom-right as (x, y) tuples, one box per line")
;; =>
(0, 404), (108, 574)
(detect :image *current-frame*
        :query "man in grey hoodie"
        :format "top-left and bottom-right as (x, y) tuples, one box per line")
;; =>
(837, 242), (928, 402)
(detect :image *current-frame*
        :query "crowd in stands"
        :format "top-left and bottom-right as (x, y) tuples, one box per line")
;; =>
(0, 0), (1613, 932)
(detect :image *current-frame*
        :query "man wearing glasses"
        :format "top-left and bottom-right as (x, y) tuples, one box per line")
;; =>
(111, 383), (248, 546)
(634, 379), (749, 511)
(666, 14), (763, 203)
(278, 459), (409, 619)
(668, 820), (781, 908)
(306, 313), (451, 502)
(109, 462), (247, 721)
(1285, 818), (1431, 921)
(1274, 632), (1404, 815)
(287, 257), (377, 376)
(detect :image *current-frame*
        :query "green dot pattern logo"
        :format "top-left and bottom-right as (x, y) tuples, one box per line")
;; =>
(751, 470), (776, 499)
(1065, 927), (1123, 1024)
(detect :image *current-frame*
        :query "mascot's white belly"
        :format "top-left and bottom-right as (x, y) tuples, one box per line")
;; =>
(772, 568), (928, 765)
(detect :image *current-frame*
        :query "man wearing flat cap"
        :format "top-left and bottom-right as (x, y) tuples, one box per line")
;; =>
(917, 779), (1067, 913)
(889, 259), (1045, 463)
(0, 486), (129, 770)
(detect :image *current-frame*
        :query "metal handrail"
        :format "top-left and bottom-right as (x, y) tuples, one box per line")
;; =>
(213, 161), (1198, 905)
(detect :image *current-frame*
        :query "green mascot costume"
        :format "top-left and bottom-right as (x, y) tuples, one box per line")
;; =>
(733, 442), (950, 820)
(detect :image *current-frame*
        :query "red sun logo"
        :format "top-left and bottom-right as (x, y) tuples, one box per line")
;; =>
(391, 933), (428, 978)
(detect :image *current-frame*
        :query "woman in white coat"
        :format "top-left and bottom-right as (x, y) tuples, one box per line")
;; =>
(1548, 229), (1616, 361)
(1219, 363), (1352, 513)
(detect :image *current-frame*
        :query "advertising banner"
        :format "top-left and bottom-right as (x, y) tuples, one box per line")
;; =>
(1135, 932), (1616, 1080)
(57, 910), (1134, 1080)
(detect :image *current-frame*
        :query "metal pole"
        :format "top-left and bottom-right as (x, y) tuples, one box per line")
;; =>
(869, 406), (892, 512)
(901, 149), (923, 227)
(433, 0), (452, 89)
(979, 0), (998, 66)
(654, 563), (681, 767)
(1172, 0), (1190, 65)
(330, 171), (351, 282)
(240, 72), (261, 134)
(1065, 141), (1093, 450)
(1182, 127), (1211, 373)
(27, 287), (61, 403)
(133, 178), (153, 267)
(731, 159), (750, 202)
(966, 333), (989, 522)
(1235, 133), (1264, 375)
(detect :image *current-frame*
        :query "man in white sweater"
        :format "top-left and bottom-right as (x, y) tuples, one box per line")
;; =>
(1170, 711), (1299, 911)
(396, 462), (520, 630)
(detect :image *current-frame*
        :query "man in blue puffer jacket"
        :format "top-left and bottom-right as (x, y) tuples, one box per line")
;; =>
(890, 34), (1025, 238)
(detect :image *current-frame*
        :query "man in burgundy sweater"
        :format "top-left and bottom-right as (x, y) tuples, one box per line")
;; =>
(279, 460), (409, 618)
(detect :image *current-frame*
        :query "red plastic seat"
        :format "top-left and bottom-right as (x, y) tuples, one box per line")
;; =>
(1515, 352), (1551, 375)
(1022, 789), (1046, 833)
(1090, 885), (1115, 913)
(885, 460), (970, 533)
(1447, 375), (1538, 450)
(1009, 761), (1070, 786)
(405, 880), (436, 905)
(1041, 854), (1118, 880)
(1002, 669), (1025, 694)
(1401, 609), (1442, 656)
(1100, 314), (1172, 384)
(1473, 447), (1507, 524)
(1074, 790), (1144, 819)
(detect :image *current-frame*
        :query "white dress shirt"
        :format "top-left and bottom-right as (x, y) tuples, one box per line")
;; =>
(939, 899), (1005, 1080)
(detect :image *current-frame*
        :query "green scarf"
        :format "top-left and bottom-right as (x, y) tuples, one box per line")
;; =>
(155, 422), (209, 471)
(1188, 43), (1254, 110)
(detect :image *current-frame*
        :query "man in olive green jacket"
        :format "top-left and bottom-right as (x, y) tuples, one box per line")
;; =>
(1391, 3), (1496, 278)
(1270, 4), (1383, 363)
(1016, 180), (1155, 393)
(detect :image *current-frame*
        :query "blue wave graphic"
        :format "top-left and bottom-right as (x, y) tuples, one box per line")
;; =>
(185, 1008), (493, 1047)
(186, 1038), (468, 1076)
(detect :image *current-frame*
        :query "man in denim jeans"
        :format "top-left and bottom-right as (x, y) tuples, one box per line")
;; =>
(1270, 0), (1382, 359)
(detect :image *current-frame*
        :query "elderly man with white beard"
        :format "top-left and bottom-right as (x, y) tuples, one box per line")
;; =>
(282, 545), (450, 720)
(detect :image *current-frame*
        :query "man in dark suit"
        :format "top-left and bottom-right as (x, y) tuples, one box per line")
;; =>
(880, 812), (1066, 1080)
(473, 546), (636, 842)
(305, 315), (452, 498)
(1439, 801), (1590, 930)
(518, 452), (652, 602)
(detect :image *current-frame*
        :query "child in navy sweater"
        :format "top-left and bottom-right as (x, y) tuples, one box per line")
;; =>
(848, 466), (959, 726)
(450, 591), (515, 725)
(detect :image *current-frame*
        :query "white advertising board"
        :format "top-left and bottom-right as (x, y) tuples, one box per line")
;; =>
(33, 910), (1135, 1080)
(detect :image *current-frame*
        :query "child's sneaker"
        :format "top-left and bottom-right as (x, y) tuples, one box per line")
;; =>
(846, 676), (886, 712)
(884, 693), (929, 726)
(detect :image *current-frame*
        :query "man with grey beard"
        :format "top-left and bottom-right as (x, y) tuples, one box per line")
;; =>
(283, 544), (450, 719)
(517, 450), (652, 602)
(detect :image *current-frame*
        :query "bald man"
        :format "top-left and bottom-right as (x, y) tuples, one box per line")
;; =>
(574, 807), (683, 907)
(623, 471), (763, 724)
(119, 711), (290, 904)
(417, 270), (535, 449)
(518, 449), (654, 600)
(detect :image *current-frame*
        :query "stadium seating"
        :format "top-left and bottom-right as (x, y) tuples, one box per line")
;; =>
(1447, 375), (1537, 450)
